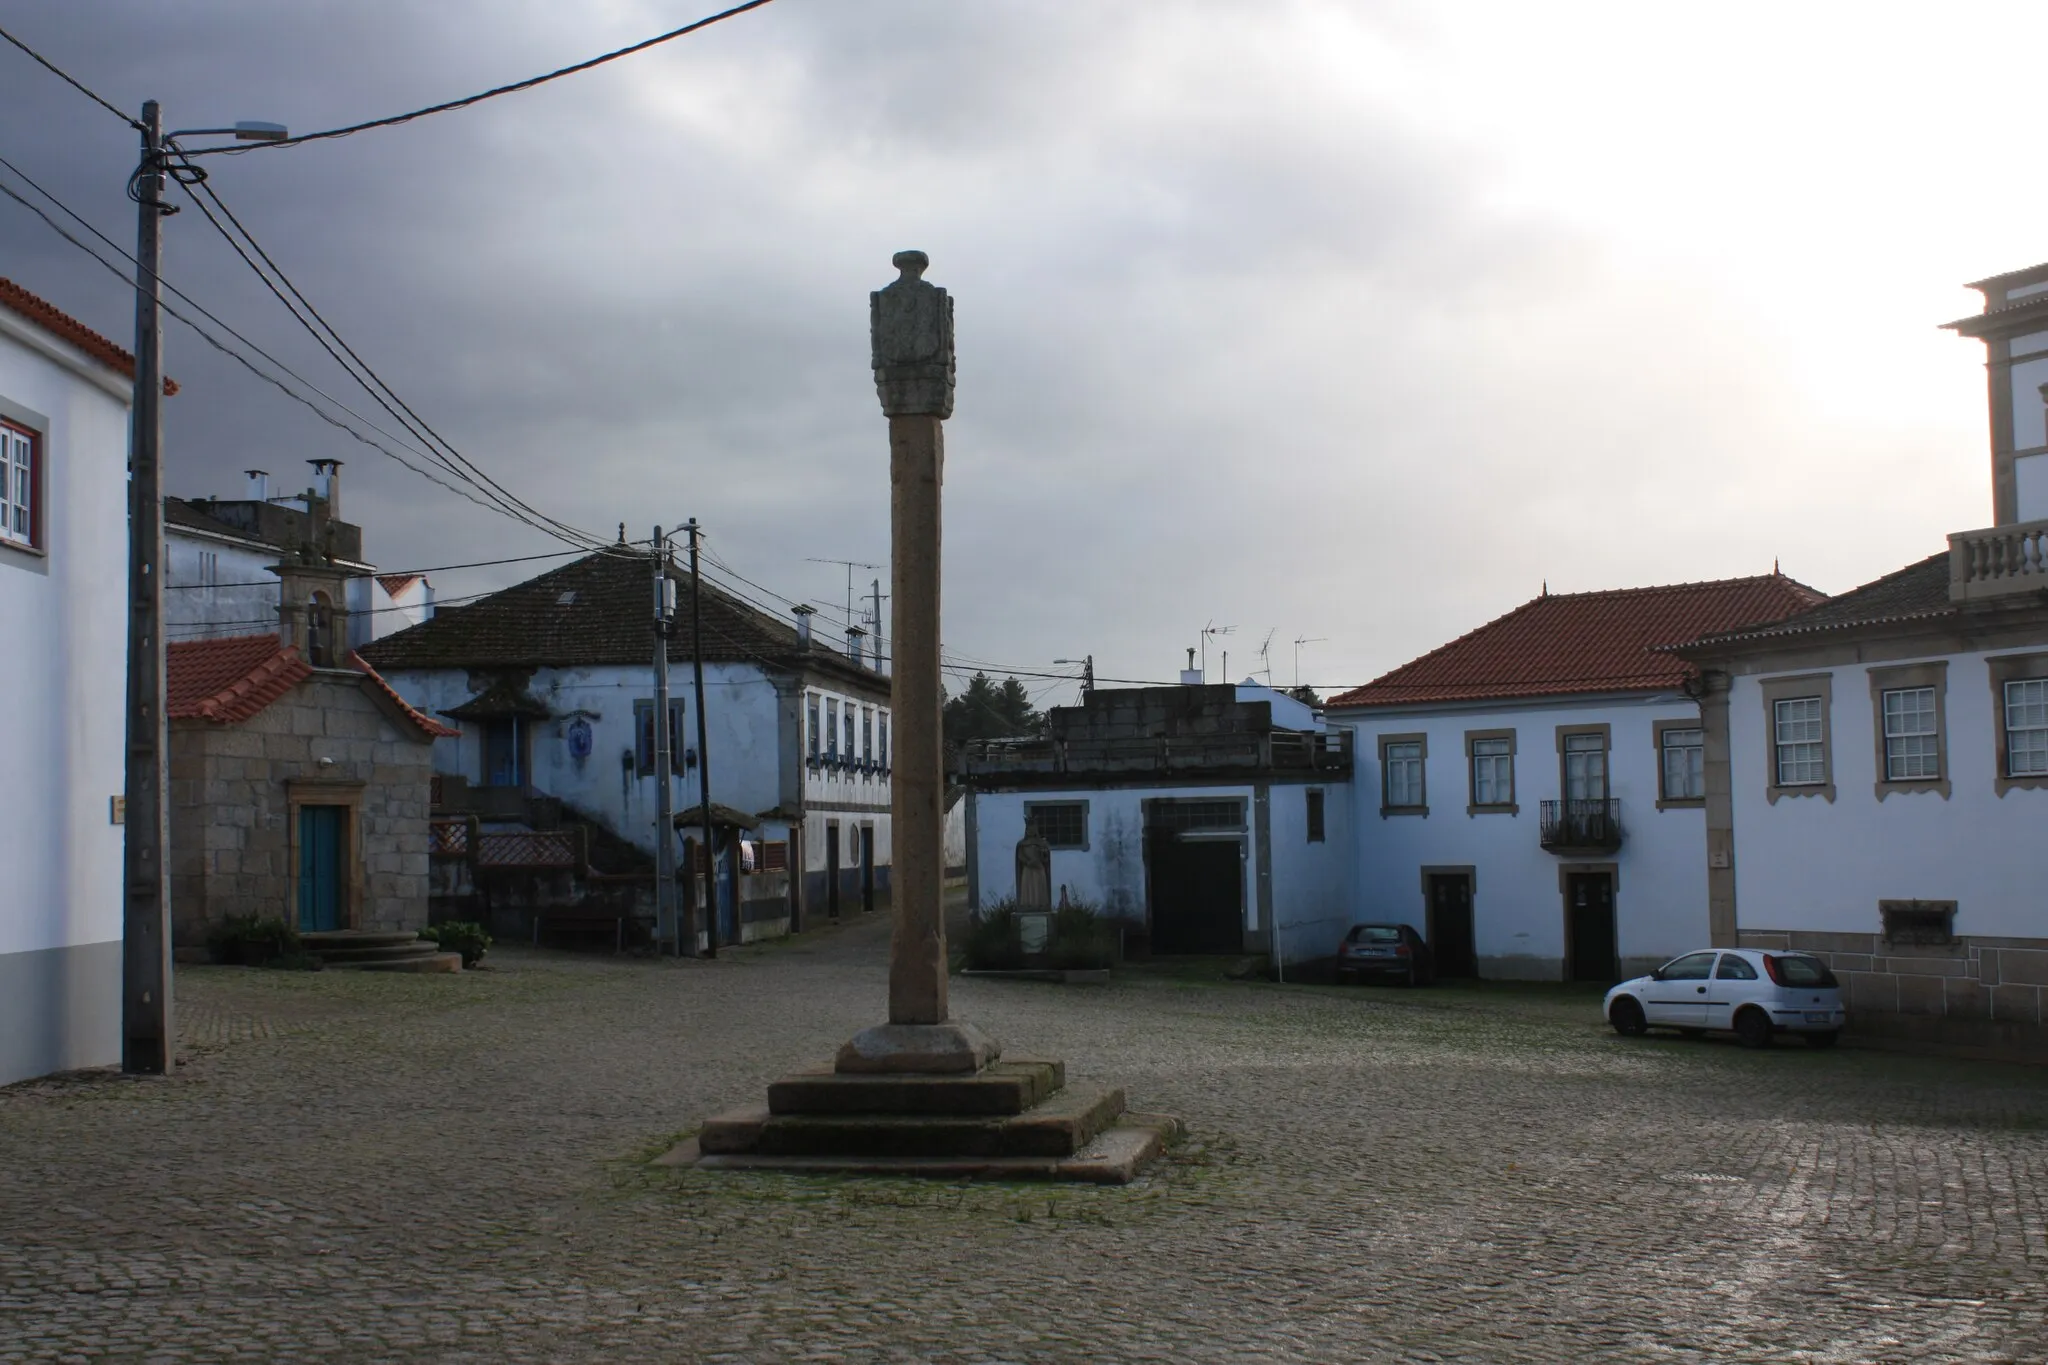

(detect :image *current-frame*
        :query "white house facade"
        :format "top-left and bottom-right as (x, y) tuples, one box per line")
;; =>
(962, 684), (1354, 964)
(1324, 575), (1826, 983)
(0, 279), (138, 1086)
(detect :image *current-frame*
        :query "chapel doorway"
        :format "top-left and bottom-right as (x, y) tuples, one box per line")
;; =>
(297, 805), (346, 932)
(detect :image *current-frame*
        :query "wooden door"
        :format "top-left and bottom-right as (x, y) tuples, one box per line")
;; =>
(1427, 874), (1478, 978)
(297, 805), (345, 932)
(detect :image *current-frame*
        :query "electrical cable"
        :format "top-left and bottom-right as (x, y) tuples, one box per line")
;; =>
(164, 545), (590, 591)
(0, 22), (138, 129)
(175, 0), (778, 157)
(165, 585), (502, 635)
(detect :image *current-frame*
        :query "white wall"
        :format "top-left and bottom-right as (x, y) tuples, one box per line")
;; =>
(1332, 693), (1710, 979)
(163, 530), (279, 642)
(1729, 652), (2048, 940)
(0, 321), (129, 1082)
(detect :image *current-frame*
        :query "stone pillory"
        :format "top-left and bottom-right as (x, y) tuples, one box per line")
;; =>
(675, 253), (1175, 1182)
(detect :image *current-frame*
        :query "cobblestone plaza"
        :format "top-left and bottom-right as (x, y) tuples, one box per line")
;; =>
(3, 916), (2045, 1363)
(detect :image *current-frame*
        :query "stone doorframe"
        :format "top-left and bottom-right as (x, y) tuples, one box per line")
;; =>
(285, 778), (366, 931)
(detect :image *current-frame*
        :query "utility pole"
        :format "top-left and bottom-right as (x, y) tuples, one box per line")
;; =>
(688, 519), (717, 958)
(123, 100), (172, 1075)
(806, 556), (882, 641)
(1054, 655), (1094, 702)
(870, 577), (886, 674)
(651, 527), (680, 955)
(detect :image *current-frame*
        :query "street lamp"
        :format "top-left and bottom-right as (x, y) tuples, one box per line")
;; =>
(122, 105), (287, 1075)
(1053, 656), (1094, 701)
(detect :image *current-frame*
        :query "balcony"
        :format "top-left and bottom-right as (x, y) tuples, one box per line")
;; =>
(1539, 799), (1623, 855)
(1949, 518), (2048, 601)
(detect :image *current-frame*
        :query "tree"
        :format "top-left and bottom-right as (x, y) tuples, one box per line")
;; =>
(942, 671), (1044, 759)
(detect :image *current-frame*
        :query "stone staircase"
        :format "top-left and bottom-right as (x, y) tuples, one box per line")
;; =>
(300, 930), (461, 974)
(689, 1058), (1179, 1182)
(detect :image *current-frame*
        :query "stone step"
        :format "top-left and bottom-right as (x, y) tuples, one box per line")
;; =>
(767, 1059), (1065, 1118)
(671, 1111), (1182, 1185)
(301, 931), (426, 953)
(339, 951), (463, 974)
(701, 1083), (1127, 1160)
(309, 942), (444, 965)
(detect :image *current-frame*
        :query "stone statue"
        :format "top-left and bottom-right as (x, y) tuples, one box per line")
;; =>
(870, 250), (955, 418)
(1015, 825), (1052, 910)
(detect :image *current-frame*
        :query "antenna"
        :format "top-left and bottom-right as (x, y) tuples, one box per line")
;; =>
(806, 557), (883, 635)
(1292, 636), (1326, 689)
(1256, 629), (1277, 685)
(1199, 621), (1234, 681)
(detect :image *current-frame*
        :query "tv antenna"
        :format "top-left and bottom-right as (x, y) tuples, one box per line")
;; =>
(1199, 621), (1234, 681)
(1256, 629), (1277, 685)
(806, 557), (883, 633)
(1292, 636), (1326, 689)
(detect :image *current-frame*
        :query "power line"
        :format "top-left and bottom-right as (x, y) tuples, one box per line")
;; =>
(166, 585), (502, 636)
(0, 22), (139, 129)
(164, 545), (589, 591)
(176, 0), (779, 157)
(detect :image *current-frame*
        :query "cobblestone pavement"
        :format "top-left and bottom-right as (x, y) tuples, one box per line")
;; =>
(4, 914), (2047, 1364)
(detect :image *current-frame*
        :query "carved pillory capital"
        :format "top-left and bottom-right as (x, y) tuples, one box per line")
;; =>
(870, 249), (955, 419)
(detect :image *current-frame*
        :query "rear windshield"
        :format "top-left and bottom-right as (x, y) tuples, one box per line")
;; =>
(1772, 954), (1838, 988)
(1347, 925), (1403, 944)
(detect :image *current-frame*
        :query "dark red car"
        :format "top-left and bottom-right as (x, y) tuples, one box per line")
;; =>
(1335, 922), (1434, 986)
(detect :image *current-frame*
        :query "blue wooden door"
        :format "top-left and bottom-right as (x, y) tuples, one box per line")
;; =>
(298, 806), (344, 932)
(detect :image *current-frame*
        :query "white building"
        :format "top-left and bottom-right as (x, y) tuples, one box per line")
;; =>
(361, 548), (893, 939)
(166, 463), (429, 650)
(1323, 576), (1823, 981)
(962, 683), (1354, 964)
(0, 278), (138, 1086)
(1668, 264), (2048, 1049)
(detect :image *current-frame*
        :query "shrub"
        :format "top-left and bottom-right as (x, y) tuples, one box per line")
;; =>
(960, 900), (1023, 972)
(422, 921), (492, 967)
(205, 915), (301, 967)
(1043, 902), (1119, 971)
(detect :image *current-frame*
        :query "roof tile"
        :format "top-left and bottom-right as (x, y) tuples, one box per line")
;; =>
(1326, 574), (1827, 710)
(0, 277), (178, 394)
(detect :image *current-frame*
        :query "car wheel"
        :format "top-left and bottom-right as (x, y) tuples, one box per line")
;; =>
(1805, 1030), (1840, 1050)
(1609, 997), (1647, 1037)
(1734, 1007), (1774, 1050)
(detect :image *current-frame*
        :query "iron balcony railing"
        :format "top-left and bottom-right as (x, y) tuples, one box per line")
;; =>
(1539, 798), (1623, 853)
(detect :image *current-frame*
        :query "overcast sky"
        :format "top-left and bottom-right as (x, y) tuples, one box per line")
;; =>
(5, 1), (2045, 702)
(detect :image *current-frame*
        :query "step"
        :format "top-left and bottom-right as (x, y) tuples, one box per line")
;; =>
(334, 951), (463, 974)
(767, 1059), (1065, 1117)
(309, 942), (444, 965)
(301, 931), (426, 953)
(671, 1111), (1181, 1185)
(701, 1084), (1126, 1160)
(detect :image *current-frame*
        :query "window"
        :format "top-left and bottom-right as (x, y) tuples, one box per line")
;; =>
(1469, 736), (1514, 809)
(1149, 799), (1242, 833)
(1714, 953), (1757, 981)
(2005, 679), (2048, 777)
(305, 592), (336, 667)
(806, 695), (820, 761)
(1561, 730), (1608, 801)
(199, 550), (219, 587)
(1660, 727), (1704, 802)
(0, 419), (36, 550)
(843, 705), (855, 764)
(1379, 734), (1426, 813)
(826, 699), (840, 759)
(1305, 789), (1326, 842)
(1773, 697), (1826, 786)
(1880, 899), (1955, 947)
(879, 713), (890, 771)
(1659, 951), (1716, 981)
(1881, 687), (1940, 781)
(1027, 801), (1087, 849)
(862, 708), (874, 768)
(633, 698), (687, 776)
(1761, 673), (1834, 803)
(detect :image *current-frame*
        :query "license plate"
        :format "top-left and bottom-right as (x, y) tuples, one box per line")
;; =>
(1804, 1012), (1832, 1024)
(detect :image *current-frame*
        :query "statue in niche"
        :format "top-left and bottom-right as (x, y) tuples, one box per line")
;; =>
(1014, 819), (1052, 911)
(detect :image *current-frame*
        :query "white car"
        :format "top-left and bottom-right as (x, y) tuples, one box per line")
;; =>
(1604, 949), (1846, 1049)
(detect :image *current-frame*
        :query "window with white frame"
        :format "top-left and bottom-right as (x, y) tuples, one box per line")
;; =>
(1563, 731), (1608, 801)
(1774, 697), (1827, 786)
(1660, 728), (1704, 801)
(826, 698), (840, 758)
(879, 712), (890, 770)
(1881, 686), (1941, 781)
(807, 694), (820, 760)
(862, 708), (873, 768)
(2006, 679), (2048, 777)
(1383, 741), (1424, 809)
(0, 419), (36, 549)
(843, 704), (855, 761)
(199, 550), (219, 587)
(1470, 737), (1513, 807)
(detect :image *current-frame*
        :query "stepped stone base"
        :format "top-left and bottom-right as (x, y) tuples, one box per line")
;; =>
(676, 1052), (1177, 1185)
(301, 931), (460, 974)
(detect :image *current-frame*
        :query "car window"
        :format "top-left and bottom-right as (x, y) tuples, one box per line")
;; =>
(1771, 954), (1838, 988)
(1715, 954), (1758, 980)
(1661, 952), (1717, 981)
(1347, 925), (1402, 944)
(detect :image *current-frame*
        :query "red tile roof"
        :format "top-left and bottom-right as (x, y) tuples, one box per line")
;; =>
(167, 634), (311, 724)
(0, 277), (178, 395)
(165, 632), (457, 738)
(376, 573), (423, 598)
(1325, 574), (1827, 710)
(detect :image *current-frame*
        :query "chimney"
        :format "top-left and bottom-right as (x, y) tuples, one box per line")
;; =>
(244, 469), (270, 502)
(309, 459), (342, 517)
(847, 625), (867, 668)
(792, 603), (815, 648)
(1180, 646), (1202, 687)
